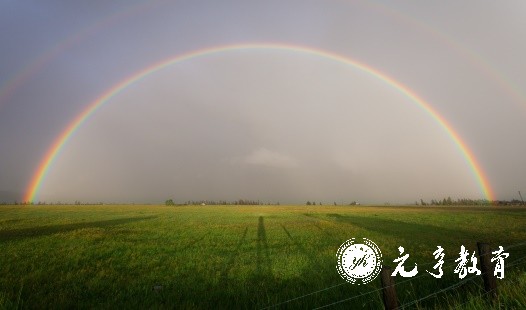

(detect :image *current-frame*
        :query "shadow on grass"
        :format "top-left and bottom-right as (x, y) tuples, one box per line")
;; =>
(169, 263), (367, 310)
(323, 213), (479, 245)
(0, 216), (156, 243)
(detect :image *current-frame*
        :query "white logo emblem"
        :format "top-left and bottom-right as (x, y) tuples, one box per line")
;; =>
(336, 238), (382, 284)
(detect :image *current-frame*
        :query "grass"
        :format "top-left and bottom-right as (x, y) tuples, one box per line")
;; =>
(0, 205), (525, 309)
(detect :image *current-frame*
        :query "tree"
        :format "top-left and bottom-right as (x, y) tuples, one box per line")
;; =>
(165, 199), (175, 206)
(306, 201), (311, 205)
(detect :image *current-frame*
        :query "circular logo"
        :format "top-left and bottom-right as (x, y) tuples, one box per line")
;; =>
(336, 238), (382, 284)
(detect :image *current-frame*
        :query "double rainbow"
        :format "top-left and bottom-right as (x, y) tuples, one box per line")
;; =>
(24, 43), (494, 202)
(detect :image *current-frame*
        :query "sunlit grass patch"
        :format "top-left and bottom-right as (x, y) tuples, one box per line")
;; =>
(0, 205), (525, 308)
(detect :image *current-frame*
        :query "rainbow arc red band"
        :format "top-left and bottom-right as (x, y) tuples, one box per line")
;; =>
(24, 43), (494, 202)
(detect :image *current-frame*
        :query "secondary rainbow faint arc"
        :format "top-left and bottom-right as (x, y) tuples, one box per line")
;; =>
(24, 43), (495, 202)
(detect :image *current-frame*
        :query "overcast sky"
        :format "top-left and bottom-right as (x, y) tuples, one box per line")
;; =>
(1, 1), (525, 204)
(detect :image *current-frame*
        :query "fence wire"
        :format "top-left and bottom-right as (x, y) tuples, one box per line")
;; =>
(454, 264), (526, 310)
(397, 274), (479, 309)
(261, 240), (526, 309)
(312, 286), (384, 310)
(260, 282), (348, 309)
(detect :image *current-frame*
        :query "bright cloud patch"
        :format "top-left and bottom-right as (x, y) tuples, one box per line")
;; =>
(244, 148), (298, 168)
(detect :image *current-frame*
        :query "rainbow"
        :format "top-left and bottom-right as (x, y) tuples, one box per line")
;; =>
(24, 43), (495, 202)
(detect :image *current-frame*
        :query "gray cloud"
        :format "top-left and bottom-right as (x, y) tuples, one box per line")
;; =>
(1, 1), (525, 203)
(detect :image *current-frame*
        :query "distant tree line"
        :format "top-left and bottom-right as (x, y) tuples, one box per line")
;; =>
(2, 197), (524, 206)
(306, 201), (359, 206)
(417, 197), (524, 206)
(0, 201), (106, 206)
(165, 199), (280, 206)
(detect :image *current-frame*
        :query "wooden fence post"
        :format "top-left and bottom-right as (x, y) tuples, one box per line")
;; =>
(477, 242), (498, 300)
(380, 265), (398, 310)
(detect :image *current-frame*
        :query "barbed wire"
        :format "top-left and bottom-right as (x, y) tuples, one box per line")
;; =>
(260, 282), (348, 309)
(453, 287), (495, 309)
(326, 241), (526, 309)
(454, 267), (526, 309)
(507, 255), (526, 269)
(397, 244), (526, 310)
(397, 274), (480, 309)
(262, 239), (526, 309)
(452, 250), (526, 309)
(503, 240), (526, 251)
(311, 286), (384, 310)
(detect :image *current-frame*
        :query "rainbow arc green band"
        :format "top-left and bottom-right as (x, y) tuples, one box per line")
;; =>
(24, 43), (494, 202)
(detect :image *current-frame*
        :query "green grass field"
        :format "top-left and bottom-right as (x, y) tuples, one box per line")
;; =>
(1, 205), (525, 309)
